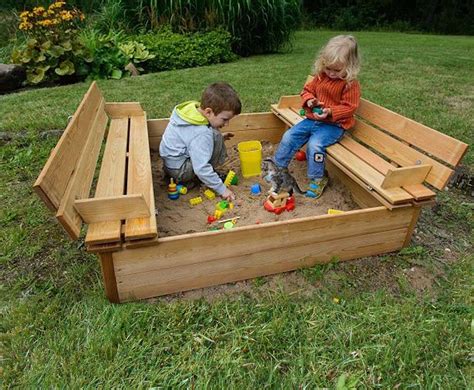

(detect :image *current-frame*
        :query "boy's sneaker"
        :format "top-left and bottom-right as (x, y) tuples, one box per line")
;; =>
(306, 177), (328, 199)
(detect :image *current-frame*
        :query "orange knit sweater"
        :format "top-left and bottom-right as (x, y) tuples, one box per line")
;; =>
(300, 73), (361, 130)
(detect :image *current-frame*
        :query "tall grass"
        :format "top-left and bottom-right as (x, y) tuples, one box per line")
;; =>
(130, 0), (302, 56)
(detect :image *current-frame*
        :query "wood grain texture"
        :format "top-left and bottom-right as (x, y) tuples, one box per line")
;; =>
(124, 113), (157, 240)
(381, 164), (432, 189)
(85, 118), (128, 245)
(113, 205), (414, 300)
(74, 194), (149, 223)
(56, 98), (108, 239)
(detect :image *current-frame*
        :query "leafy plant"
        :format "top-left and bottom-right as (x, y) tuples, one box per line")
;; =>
(136, 28), (237, 72)
(10, 2), (91, 85)
(79, 28), (126, 80)
(118, 41), (155, 72)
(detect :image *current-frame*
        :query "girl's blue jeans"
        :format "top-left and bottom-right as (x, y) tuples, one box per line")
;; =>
(274, 119), (344, 180)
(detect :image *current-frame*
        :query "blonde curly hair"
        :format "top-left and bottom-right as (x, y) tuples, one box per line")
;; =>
(314, 35), (360, 82)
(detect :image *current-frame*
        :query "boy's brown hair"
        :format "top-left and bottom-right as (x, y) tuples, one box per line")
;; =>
(201, 82), (242, 115)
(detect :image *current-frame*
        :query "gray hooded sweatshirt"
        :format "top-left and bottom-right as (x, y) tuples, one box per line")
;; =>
(159, 101), (226, 195)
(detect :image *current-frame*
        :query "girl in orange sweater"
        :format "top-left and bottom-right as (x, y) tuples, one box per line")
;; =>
(274, 35), (361, 198)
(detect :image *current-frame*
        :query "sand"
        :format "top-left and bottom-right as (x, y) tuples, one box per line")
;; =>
(151, 141), (359, 237)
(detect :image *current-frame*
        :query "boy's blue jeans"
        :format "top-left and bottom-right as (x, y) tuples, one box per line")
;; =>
(274, 119), (344, 180)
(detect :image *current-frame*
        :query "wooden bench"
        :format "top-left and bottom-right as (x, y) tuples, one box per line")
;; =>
(271, 76), (468, 209)
(34, 82), (157, 251)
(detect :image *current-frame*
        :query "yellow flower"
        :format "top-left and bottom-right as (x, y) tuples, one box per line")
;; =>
(33, 6), (45, 15)
(19, 11), (29, 18)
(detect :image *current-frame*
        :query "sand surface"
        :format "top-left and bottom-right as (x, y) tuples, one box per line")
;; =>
(152, 141), (359, 237)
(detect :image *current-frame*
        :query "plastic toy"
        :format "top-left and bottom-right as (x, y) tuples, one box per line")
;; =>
(204, 189), (215, 200)
(223, 221), (234, 229)
(176, 184), (188, 195)
(207, 215), (217, 224)
(295, 150), (306, 161)
(230, 175), (239, 185)
(327, 209), (345, 215)
(263, 192), (295, 214)
(250, 183), (261, 195)
(238, 140), (262, 178)
(214, 209), (224, 219)
(189, 196), (203, 206)
(167, 178), (179, 200)
(224, 170), (236, 186)
(299, 107), (324, 116)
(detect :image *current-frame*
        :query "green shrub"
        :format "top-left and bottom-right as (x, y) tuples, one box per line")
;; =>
(136, 28), (237, 72)
(10, 3), (91, 85)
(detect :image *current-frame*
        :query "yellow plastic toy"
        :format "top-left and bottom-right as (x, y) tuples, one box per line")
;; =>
(189, 196), (203, 206)
(238, 140), (262, 178)
(327, 208), (345, 215)
(204, 189), (215, 200)
(224, 170), (236, 186)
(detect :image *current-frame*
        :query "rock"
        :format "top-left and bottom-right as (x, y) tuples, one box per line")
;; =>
(0, 64), (26, 93)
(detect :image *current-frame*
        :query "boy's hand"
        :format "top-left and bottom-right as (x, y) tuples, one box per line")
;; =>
(221, 188), (235, 201)
(222, 132), (234, 141)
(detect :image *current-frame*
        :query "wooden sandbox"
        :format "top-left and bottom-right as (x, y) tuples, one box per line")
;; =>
(34, 81), (468, 303)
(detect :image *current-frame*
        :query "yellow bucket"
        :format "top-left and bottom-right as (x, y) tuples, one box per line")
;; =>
(238, 140), (262, 178)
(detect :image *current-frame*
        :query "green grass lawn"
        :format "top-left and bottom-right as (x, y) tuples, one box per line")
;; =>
(1, 30), (473, 388)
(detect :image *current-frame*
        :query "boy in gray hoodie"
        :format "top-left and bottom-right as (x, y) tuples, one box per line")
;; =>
(159, 82), (241, 200)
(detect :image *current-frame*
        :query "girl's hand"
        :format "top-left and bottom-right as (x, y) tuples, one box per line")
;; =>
(314, 107), (332, 120)
(307, 99), (325, 108)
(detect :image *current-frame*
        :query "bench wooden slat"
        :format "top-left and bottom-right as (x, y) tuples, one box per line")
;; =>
(86, 118), (129, 245)
(327, 143), (413, 204)
(55, 98), (108, 239)
(357, 98), (468, 167)
(339, 136), (435, 200)
(381, 164), (432, 189)
(125, 113), (157, 241)
(34, 82), (102, 210)
(352, 119), (453, 190)
(105, 102), (144, 119)
(74, 194), (150, 223)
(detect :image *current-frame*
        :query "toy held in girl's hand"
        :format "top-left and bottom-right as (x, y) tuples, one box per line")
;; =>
(299, 107), (324, 116)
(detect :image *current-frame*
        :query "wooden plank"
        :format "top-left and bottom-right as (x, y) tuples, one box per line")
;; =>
(34, 82), (103, 210)
(147, 112), (287, 151)
(327, 144), (413, 204)
(56, 98), (108, 239)
(105, 102), (144, 118)
(352, 119), (453, 190)
(327, 159), (382, 208)
(381, 164), (432, 189)
(125, 113), (157, 241)
(339, 136), (435, 200)
(115, 227), (409, 301)
(98, 253), (120, 303)
(114, 206), (413, 275)
(86, 118), (128, 245)
(74, 194), (149, 223)
(271, 104), (304, 126)
(357, 98), (468, 167)
(276, 95), (301, 109)
(327, 156), (400, 210)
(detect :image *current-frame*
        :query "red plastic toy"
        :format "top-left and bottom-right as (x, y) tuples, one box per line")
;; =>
(295, 150), (306, 161)
(263, 192), (295, 214)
